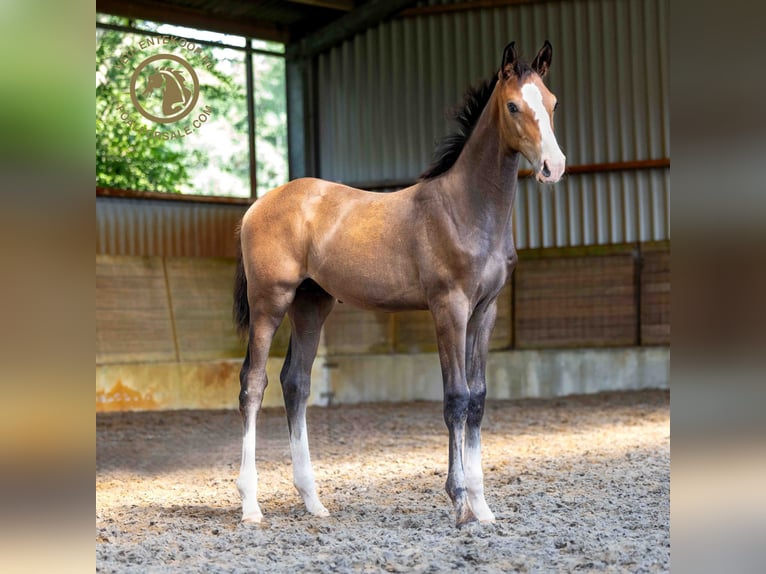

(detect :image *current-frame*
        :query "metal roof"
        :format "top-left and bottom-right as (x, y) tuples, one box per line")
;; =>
(96, 0), (366, 43)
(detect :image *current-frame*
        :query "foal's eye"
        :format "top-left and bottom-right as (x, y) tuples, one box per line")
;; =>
(507, 102), (519, 114)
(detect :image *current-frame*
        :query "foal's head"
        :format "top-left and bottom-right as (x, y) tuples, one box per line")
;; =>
(495, 41), (566, 183)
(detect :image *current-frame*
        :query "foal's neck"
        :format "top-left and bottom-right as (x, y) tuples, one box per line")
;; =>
(437, 98), (519, 237)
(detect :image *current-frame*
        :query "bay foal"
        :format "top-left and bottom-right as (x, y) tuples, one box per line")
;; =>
(233, 41), (565, 526)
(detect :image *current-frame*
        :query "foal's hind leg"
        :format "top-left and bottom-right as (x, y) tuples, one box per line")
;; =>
(464, 300), (498, 523)
(238, 293), (293, 524)
(281, 284), (335, 517)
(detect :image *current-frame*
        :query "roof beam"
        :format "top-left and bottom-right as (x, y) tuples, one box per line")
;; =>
(287, 0), (417, 57)
(400, 0), (561, 18)
(287, 0), (355, 11)
(96, 0), (290, 43)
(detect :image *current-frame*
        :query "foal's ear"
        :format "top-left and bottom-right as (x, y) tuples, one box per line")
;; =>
(500, 41), (517, 80)
(532, 40), (553, 78)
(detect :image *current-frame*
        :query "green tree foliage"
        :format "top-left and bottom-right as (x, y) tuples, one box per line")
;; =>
(254, 53), (288, 196)
(96, 26), (191, 193)
(96, 18), (287, 197)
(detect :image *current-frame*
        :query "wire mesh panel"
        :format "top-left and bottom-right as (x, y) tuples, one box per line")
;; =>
(640, 242), (670, 345)
(514, 246), (639, 348)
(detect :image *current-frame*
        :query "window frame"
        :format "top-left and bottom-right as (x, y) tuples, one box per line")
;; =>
(96, 17), (287, 201)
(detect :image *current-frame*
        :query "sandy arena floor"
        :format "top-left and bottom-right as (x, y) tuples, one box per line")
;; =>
(96, 390), (669, 573)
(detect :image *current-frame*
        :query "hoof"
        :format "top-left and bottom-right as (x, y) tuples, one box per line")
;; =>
(473, 506), (496, 523)
(304, 495), (330, 517)
(308, 505), (330, 517)
(241, 512), (264, 525)
(455, 507), (478, 528)
(467, 494), (496, 523)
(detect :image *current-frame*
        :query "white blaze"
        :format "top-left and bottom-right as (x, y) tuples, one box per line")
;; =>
(521, 83), (566, 180)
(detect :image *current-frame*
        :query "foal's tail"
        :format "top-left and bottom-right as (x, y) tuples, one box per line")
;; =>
(233, 231), (250, 339)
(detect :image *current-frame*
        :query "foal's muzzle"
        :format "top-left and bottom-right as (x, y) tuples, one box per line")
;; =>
(536, 156), (566, 183)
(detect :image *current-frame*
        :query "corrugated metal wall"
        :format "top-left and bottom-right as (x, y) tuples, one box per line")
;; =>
(96, 197), (247, 257)
(316, 0), (669, 248)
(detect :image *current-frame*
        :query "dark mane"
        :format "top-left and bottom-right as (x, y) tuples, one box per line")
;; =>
(419, 62), (533, 180)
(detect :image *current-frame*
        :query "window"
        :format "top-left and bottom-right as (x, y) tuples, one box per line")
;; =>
(96, 15), (287, 198)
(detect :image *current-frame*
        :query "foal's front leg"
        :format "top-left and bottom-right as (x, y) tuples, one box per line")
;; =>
(431, 294), (476, 527)
(464, 300), (498, 522)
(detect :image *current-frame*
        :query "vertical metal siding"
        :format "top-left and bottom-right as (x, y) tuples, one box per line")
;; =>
(96, 197), (248, 257)
(316, 0), (669, 248)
